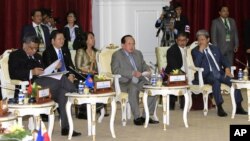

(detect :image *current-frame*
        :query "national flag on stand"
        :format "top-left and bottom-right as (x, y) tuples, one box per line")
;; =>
(27, 80), (32, 95)
(36, 120), (50, 141)
(85, 74), (94, 88)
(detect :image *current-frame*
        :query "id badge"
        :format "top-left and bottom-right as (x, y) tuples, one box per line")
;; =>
(68, 41), (73, 50)
(226, 34), (231, 42)
(39, 43), (45, 52)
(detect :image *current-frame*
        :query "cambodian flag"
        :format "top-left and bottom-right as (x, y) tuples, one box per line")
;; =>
(85, 74), (94, 88)
(36, 121), (50, 141)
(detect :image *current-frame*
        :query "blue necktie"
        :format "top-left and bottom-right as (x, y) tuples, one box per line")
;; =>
(204, 49), (220, 79)
(128, 53), (137, 70)
(58, 49), (66, 71)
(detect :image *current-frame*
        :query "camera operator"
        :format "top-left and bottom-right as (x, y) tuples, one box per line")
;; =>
(155, 2), (189, 47)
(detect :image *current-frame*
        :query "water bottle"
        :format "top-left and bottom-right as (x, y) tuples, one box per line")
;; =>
(243, 68), (248, 80)
(156, 74), (163, 87)
(238, 68), (243, 80)
(151, 74), (157, 86)
(18, 90), (24, 104)
(78, 80), (84, 94)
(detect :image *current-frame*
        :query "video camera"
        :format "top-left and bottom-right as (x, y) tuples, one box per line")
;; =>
(162, 5), (176, 19)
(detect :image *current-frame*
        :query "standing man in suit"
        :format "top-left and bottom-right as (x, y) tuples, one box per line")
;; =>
(8, 33), (81, 136)
(111, 35), (159, 126)
(211, 5), (239, 66)
(192, 29), (247, 117)
(165, 32), (189, 110)
(21, 9), (50, 52)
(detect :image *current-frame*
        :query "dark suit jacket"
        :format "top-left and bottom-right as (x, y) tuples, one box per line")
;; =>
(63, 25), (84, 50)
(174, 15), (189, 33)
(21, 24), (50, 48)
(42, 45), (75, 71)
(155, 15), (189, 34)
(165, 44), (183, 74)
(9, 49), (44, 81)
(191, 45), (230, 83)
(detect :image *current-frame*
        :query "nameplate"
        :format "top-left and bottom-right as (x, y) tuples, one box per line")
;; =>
(36, 88), (52, 104)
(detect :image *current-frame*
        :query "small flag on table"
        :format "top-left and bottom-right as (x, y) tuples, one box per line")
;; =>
(85, 74), (94, 88)
(36, 120), (50, 141)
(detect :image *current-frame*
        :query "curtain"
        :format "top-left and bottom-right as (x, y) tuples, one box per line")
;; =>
(173, 0), (250, 67)
(0, 0), (92, 54)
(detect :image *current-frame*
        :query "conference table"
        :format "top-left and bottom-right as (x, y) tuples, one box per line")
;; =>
(66, 92), (116, 141)
(143, 84), (190, 130)
(230, 79), (250, 121)
(8, 101), (56, 139)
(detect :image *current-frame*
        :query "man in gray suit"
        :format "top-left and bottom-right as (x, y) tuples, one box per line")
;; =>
(211, 5), (239, 66)
(111, 35), (159, 126)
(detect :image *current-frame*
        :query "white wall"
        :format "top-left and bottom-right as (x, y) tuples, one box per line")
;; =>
(92, 0), (170, 64)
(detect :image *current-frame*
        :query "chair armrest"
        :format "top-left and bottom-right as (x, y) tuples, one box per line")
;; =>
(112, 74), (122, 95)
(230, 66), (236, 77)
(188, 66), (204, 87)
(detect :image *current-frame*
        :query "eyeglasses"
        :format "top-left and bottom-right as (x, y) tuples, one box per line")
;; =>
(29, 46), (39, 51)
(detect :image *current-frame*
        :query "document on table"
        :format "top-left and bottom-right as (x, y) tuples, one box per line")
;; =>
(39, 60), (68, 80)
(142, 71), (151, 81)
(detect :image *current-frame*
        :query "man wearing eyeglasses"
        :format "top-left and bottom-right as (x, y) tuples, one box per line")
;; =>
(8, 33), (81, 137)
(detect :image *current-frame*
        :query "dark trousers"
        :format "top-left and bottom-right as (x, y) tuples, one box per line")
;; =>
(35, 75), (76, 129)
(204, 73), (243, 105)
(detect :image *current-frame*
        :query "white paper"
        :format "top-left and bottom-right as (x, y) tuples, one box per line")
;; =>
(142, 71), (151, 77)
(40, 71), (69, 80)
(142, 71), (151, 81)
(39, 60), (60, 76)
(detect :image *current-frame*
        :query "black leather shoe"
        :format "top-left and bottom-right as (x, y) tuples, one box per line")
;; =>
(104, 113), (109, 117)
(217, 107), (228, 117)
(141, 117), (159, 124)
(133, 118), (144, 126)
(61, 128), (81, 136)
(236, 108), (248, 115)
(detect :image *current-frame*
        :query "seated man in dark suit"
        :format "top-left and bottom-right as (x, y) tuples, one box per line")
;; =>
(8, 33), (81, 136)
(165, 32), (189, 110)
(111, 35), (159, 126)
(191, 29), (247, 117)
(42, 30), (76, 82)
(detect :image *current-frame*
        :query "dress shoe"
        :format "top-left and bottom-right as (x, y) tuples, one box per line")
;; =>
(133, 117), (144, 126)
(236, 107), (248, 115)
(141, 117), (159, 124)
(217, 106), (227, 117)
(61, 128), (81, 136)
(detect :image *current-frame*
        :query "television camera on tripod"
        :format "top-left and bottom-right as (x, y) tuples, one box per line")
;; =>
(155, 1), (189, 47)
